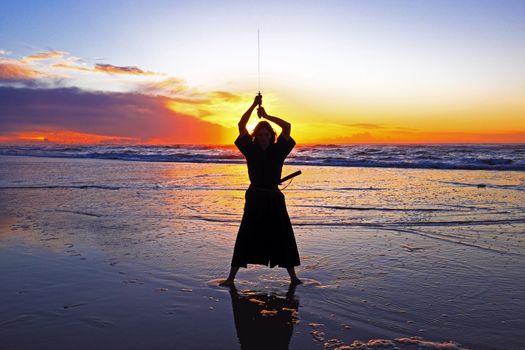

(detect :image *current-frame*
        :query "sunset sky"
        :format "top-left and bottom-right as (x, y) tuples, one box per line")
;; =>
(1, 0), (524, 144)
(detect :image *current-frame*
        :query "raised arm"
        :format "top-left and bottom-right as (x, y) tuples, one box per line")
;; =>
(257, 107), (291, 140)
(238, 95), (262, 135)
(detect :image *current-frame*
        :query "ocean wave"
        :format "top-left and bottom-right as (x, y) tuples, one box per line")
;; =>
(1, 144), (524, 171)
(291, 218), (525, 227)
(296, 205), (458, 211)
(0, 185), (121, 190)
(437, 181), (525, 191)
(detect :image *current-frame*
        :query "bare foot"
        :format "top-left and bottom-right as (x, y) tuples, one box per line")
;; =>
(219, 279), (235, 286)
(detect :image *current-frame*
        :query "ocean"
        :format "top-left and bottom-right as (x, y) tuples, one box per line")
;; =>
(1, 143), (524, 171)
(1, 149), (524, 349)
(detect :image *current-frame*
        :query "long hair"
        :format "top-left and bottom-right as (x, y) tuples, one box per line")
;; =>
(251, 121), (276, 144)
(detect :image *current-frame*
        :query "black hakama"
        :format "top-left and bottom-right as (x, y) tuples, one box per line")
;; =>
(231, 133), (300, 268)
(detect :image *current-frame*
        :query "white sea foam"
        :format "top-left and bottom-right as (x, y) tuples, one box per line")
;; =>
(1, 143), (524, 170)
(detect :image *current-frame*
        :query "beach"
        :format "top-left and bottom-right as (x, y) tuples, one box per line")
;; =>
(1, 155), (524, 349)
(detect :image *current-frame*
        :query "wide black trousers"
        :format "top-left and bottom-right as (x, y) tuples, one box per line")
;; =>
(231, 186), (300, 268)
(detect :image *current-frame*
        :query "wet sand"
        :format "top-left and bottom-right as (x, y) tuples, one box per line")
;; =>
(1, 155), (524, 349)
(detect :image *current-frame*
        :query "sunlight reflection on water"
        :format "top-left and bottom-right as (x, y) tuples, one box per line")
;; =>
(1, 156), (524, 349)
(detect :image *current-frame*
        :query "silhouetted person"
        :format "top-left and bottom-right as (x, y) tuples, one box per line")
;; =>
(220, 94), (301, 285)
(228, 283), (300, 350)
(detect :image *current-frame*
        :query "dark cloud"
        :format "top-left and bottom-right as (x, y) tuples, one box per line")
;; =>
(0, 86), (227, 144)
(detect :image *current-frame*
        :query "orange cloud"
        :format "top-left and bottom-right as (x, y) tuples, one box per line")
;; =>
(52, 61), (163, 76)
(401, 130), (525, 143)
(52, 63), (91, 72)
(0, 62), (42, 80)
(94, 63), (161, 76)
(0, 130), (138, 144)
(310, 129), (525, 144)
(139, 78), (202, 98)
(22, 51), (66, 62)
(139, 79), (244, 125)
(210, 91), (242, 102)
(346, 123), (383, 129)
(139, 79), (242, 103)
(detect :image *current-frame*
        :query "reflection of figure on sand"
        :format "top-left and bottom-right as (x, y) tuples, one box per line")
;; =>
(228, 283), (300, 350)
(221, 94), (302, 286)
